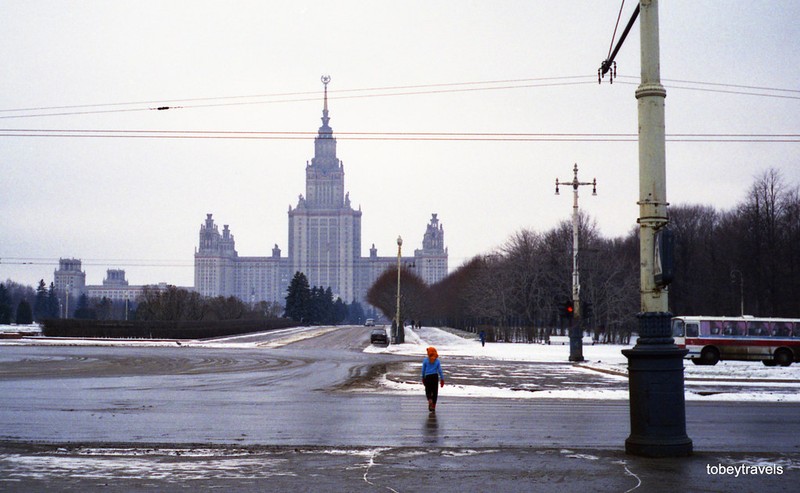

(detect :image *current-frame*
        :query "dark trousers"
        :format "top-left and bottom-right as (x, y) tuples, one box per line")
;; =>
(423, 374), (439, 404)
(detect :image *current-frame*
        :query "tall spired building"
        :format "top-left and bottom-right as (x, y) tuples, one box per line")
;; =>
(194, 77), (447, 306)
(288, 76), (362, 301)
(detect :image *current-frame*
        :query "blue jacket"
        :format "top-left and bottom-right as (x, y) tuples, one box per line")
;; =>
(422, 358), (443, 379)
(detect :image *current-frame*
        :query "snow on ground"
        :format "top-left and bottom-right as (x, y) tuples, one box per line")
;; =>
(364, 325), (800, 402)
(0, 324), (341, 349)
(0, 324), (41, 335)
(195, 325), (342, 349)
(364, 325), (628, 364)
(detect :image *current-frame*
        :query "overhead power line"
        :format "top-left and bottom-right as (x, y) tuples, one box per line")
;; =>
(1, 128), (798, 143)
(1, 257), (193, 268)
(0, 76), (596, 120)
(0, 75), (797, 121)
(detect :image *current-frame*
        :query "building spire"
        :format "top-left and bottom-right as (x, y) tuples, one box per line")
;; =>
(320, 75), (332, 134)
(311, 75), (338, 169)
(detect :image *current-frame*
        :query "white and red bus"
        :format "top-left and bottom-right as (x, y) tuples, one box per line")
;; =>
(672, 316), (800, 366)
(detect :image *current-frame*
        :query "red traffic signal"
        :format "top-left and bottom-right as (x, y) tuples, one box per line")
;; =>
(564, 298), (574, 319)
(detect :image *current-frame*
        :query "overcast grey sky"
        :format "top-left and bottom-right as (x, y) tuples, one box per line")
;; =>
(2, 1), (799, 287)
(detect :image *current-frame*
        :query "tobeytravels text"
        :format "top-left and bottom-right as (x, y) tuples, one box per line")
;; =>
(707, 463), (784, 477)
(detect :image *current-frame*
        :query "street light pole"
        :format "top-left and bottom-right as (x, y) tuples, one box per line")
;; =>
(619, 0), (692, 458)
(65, 284), (70, 319)
(395, 235), (404, 344)
(555, 163), (596, 362)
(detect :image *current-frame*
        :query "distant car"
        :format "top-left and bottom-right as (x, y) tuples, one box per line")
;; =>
(370, 328), (388, 345)
(364, 318), (375, 326)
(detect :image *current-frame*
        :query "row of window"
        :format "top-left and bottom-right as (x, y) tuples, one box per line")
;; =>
(674, 319), (800, 338)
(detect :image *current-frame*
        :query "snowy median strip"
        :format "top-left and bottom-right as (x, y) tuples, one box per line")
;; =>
(363, 326), (800, 402)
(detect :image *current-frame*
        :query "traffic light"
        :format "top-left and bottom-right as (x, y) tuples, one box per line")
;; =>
(564, 299), (574, 319)
(582, 301), (593, 320)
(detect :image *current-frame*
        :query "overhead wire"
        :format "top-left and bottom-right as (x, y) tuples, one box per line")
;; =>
(612, 77), (800, 101)
(1, 257), (478, 270)
(0, 76), (596, 120)
(0, 75), (592, 113)
(608, 0), (627, 59)
(0, 74), (797, 121)
(1, 257), (193, 268)
(0, 128), (797, 142)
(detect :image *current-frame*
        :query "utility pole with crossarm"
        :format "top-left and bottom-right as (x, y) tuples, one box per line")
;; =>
(555, 163), (596, 362)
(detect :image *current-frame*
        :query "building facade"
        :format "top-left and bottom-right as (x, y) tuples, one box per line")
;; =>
(194, 79), (448, 306)
(53, 258), (169, 314)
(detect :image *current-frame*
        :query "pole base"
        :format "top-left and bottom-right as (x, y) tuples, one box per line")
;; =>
(625, 435), (693, 458)
(568, 325), (583, 362)
(622, 312), (692, 458)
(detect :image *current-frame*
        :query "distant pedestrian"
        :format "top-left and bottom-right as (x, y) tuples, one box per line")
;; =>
(422, 346), (444, 412)
(479, 330), (486, 347)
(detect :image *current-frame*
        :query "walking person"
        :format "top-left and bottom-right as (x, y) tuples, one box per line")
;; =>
(479, 330), (486, 347)
(422, 346), (444, 412)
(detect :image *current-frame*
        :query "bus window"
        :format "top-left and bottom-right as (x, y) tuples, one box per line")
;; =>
(672, 319), (685, 337)
(771, 322), (791, 337)
(723, 322), (745, 336)
(793, 323), (800, 338)
(707, 321), (721, 335)
(747, 321), (768, 337)
(686, 323), (699, 337)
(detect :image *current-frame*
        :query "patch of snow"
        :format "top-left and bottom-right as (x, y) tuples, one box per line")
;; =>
(365, 326), (800, 403)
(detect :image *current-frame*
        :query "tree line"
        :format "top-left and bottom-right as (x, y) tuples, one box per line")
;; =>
(0, 282), (285, 324)
(367, 169), (800, 343)
(1, 273), (369, 327)
(134, 286), (283, 321)
(283, 271), (368, 325)
(0, 280), (60, 325)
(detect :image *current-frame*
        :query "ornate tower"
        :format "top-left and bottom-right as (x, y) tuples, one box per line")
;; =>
(414, 214), (448, 285)
(194, 214), (237, 297)
(305, 75), (345, 208)
(288, 76), (362, 301)
(54, 258), (87, 306)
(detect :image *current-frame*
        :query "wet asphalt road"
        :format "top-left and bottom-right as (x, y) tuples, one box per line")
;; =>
(0, 325), (798, 491)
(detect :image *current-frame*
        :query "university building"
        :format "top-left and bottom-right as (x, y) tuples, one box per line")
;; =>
(194, 79), (448, 305)
(53, 258), (170, 312)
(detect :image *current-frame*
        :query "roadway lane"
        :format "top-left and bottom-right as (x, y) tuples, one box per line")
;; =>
(0, 326), (798, 453)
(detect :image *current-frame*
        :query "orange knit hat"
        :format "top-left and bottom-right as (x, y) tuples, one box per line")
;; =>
(427, 346), (438, 362)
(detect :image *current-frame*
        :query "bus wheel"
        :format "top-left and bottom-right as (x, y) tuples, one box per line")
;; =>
(700, 347), (720, 366)
(774, 349), (793, 367)
(762, 359), (777, 367)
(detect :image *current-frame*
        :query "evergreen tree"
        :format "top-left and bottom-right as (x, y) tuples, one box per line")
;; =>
(74, 293), (96, 320)
(34, 279), (48, 321)
(0, 284), (12, 324)
(284, 272), (310, 322)
(307, 286), (321, 324)
(322, 287), (335, 324)
(333, 297), (347, 324)
(347, 299), (365, 325)
(15, 299), (33, 325)
(94, 297), (113, 320)
(47, 283), (60, 319)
